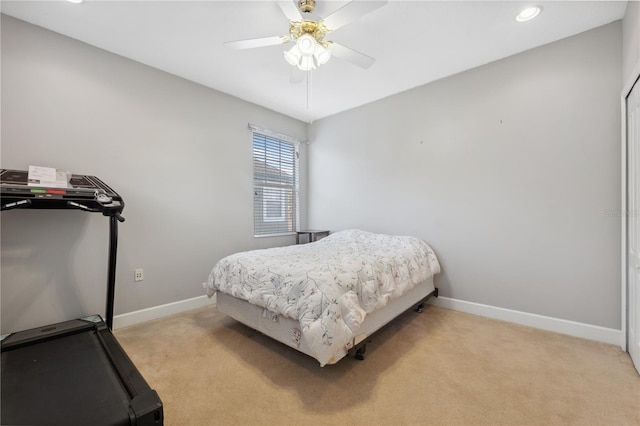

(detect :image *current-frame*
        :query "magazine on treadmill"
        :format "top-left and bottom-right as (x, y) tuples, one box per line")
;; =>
(27, 165), (70, 188)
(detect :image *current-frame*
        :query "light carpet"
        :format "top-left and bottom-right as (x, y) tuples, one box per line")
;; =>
(115, 305), (640, 425)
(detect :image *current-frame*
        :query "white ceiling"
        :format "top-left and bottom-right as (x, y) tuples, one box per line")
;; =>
(1, 1), (628, 122)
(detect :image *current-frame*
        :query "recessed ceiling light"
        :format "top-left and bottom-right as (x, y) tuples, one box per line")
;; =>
(67, 0), (84, 3)
(516, 6), (542, 22)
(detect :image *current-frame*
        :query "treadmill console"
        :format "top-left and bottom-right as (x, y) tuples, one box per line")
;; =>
(1, 169), (124, 220)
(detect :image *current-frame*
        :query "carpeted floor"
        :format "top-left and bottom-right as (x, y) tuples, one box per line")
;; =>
(115, 305), (640, 426)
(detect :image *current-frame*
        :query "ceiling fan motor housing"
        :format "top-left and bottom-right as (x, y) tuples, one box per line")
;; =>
(289, 20), (328, 43)
(298, 0), (316, 13)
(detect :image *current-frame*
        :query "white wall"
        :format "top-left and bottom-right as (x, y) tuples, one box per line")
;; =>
(308, 22), (623, 330)
(0, 15), (307, 333)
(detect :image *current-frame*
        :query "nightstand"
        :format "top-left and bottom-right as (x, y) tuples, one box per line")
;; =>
(296, 230), (330, 244)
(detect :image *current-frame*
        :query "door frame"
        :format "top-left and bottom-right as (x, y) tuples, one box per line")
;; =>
(622, 61), (640, 352)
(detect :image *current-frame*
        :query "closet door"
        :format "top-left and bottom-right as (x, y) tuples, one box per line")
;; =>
(628, 77), (640, 374)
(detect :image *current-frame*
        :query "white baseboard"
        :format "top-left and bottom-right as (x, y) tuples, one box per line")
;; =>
(113, 295), (216, 330)
(429, 296), (624, 348)
(112, 293), (624, 349)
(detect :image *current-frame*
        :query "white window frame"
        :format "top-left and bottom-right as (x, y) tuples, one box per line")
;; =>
(251, 124), (300, 237)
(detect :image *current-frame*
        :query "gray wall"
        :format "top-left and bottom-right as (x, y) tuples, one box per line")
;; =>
(0, 15), (307, 333)
(0, 12), (630, 334)
(623, 0), (639, 83)
(308, 22), (623, 329)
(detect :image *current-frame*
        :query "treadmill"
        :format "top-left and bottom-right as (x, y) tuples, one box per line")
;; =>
(0, 169), (163, 425)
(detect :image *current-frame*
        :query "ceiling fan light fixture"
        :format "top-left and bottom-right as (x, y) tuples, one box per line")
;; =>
(297, 34), (317, 55)
(285, 33), (331, 70)
(284, 43), (321, 70)
(284, 45), (301, 66)
(314, 44), (331, 65)
(299, 55), (316, 71)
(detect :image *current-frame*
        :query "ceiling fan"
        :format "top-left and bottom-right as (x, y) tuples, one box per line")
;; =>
(225, 0), (388, 71)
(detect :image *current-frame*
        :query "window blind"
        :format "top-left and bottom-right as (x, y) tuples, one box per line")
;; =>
(253, 131), (299, 237)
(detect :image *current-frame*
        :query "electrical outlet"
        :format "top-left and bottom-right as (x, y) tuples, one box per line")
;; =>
(134, 269), (144, 282)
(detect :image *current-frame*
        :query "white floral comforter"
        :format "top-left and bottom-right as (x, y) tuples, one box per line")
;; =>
(204, 229), (440, 366)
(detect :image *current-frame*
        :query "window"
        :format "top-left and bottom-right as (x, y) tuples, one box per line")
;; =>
(252, 129), (299, 237)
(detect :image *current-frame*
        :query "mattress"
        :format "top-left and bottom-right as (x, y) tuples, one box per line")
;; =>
(205, 229), (441, 366)
(216, 276), (436, 364)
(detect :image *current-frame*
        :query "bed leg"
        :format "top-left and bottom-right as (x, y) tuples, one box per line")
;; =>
(355, 344), (367, 361)
(415, 287), (438, 313)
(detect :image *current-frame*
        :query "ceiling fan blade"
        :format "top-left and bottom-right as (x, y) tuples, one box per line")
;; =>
(290, 67), (306, 84)
(328, 42), (376, 69)
(278, 1), (303, 22)
(322, 0), (388, 32)
(225, 35), (289, 50)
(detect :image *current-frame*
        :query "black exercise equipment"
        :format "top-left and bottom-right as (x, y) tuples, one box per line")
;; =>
(1, 169), (163, 425)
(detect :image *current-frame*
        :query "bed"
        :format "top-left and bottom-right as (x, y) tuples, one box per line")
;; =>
(204, 229), (441, 366)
